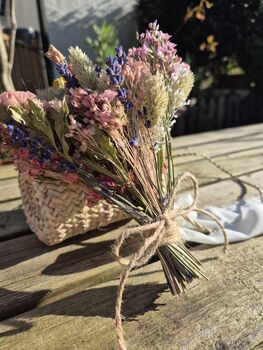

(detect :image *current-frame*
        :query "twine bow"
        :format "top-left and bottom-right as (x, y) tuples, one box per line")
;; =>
(113, 172), (227, 350)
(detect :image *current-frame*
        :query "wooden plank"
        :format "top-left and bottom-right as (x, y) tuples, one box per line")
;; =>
(0, 164), (17, 181)
(173, 122), (263, 149)
(174, 147), (263, 185)
(0, 199), (22, 212)
(0, 236), (262, 349)
(0, 178), (20, 203)
(0, 210), (29, 241)
(0, 219), (136, 321)
(173, 140), (263, 166)
(0, 166), (262, 325)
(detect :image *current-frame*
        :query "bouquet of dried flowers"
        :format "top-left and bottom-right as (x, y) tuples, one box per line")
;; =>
(0, 21), (226, 349)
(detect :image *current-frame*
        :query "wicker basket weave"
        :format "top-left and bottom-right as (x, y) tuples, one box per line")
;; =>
(18, 172), (127, 246)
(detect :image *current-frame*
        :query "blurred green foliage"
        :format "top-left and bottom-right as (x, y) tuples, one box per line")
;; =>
(136, 0), (263, 91)
(86, 20), (119, 67)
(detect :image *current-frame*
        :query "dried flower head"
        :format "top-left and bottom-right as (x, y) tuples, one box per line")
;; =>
(168, 65), (194, 112)
(52, 77), (66, 89)
(45, 45), (65, 64)
(0, 91), (36, 108)
(68, 46), (110, 92)
(68, 46), (99, 90)
(144, 72), (169, 126)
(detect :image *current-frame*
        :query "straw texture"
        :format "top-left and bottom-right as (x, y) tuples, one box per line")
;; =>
(19, 172), (127, 245)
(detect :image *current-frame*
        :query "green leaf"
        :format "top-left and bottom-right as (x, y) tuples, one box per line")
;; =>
(9, 106), (32, 126)
(53, 99), (71, 160)
(27, 100), (57, 149)
(94, 129), (120, 162)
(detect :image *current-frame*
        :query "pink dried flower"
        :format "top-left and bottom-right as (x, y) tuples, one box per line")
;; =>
(128, 44), (149, 61)
(43, 99), (63, 113)
(45, 45), (65, 64)
(123, 58), (150, 85)
(132, 22), (185, 77)
(0, 91), (36, 108)
(100, 89), (118, 103)
(70, 87), (89, 109)
(70, 88), (125, 131)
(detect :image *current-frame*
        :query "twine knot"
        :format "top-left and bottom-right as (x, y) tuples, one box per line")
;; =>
(112, 172), (228, 350)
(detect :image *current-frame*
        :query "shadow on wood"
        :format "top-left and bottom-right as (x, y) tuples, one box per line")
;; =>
(0, 219), (131, 270)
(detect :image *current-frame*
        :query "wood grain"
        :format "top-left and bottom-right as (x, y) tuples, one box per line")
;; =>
(0, 168), (262, 326)
(173, 123), (263, 149)
(0, 164), (17, 181)
(0, 236), (262, 350)
(0, 178), (20, 203)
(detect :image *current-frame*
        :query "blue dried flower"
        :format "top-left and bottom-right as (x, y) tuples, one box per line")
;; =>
(56, 63), (79, 88)
(117, 88), (127, 101)
(105, 46), (133, 110)
(124, 101), (133, 110)
(110, 76), (119, 85)
(95, 65), (103, 77)
(60, 160), (81, 171)
(129, 137), (139, 147)
(7, 123), (55, 164)
(105, 46), (126, 87)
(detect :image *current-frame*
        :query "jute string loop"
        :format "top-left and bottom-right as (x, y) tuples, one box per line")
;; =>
(113, 172), (228, 350)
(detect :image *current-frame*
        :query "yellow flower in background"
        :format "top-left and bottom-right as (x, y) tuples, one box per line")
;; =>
(200, 35), (219, 53)
(52, 77), (66, 89)
(184, 0), (214, 22)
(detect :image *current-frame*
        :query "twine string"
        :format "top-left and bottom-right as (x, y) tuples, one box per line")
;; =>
(113, 172), (228, 350)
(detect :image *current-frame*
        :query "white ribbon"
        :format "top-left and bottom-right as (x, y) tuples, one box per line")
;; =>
(176, 195), (263, 245)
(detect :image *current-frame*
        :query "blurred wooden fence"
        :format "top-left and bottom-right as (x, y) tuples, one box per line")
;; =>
(11, 36), (48, 92)
(172, 90), (263, 136)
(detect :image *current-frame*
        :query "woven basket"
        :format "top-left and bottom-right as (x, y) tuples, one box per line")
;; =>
(18, 172), (127, 245)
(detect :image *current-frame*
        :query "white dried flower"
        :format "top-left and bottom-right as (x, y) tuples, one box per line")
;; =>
(168, 68), (194, 112)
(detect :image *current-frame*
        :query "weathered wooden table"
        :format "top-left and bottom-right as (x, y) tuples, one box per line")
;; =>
(0, 124), (263, 350)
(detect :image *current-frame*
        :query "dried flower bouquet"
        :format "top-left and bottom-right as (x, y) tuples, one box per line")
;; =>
(0, 21), (226, 349)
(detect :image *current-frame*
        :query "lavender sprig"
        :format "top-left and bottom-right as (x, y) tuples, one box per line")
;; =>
(105, 46), (132, 110)
(55, 63), (79, 88)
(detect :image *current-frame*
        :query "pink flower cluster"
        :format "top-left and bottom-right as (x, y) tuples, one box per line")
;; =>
(0, 91), (62, 114)
(122, 59), (151, 112)
(0, 91), (36, 108)
(128, 44), (149, 61)
(69, 88), (125, 131)
(122, 59), (150, 87)
(128, 21), (189, 76)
